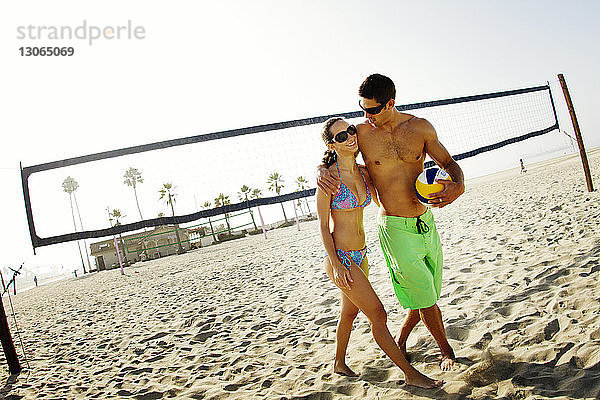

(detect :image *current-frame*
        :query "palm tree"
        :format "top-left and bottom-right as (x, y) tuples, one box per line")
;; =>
(62, 176), (87, 274)
(251, 188), (262, 200)
(158, 182), (185, 254)
(123, 167), (144, 221)
(109, 208), (124, 225)
(238, 185), (257, 230)
(214, 193), (232, 235)
(267, 172), (288, 223)
(70, 180), (92, 271)
(108, 208), (129, 266)
(296, 175), (311, 215)
(202, 201), (218, 242)
(238, 185), (251, 201)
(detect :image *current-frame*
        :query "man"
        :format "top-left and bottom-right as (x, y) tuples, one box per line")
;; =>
(318, 74), (464, 371)
(520, 158), (527, 174)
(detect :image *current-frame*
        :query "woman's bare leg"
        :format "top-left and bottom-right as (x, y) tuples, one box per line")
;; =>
(334, 293), (359, 376)
(323, 258), (443, 389)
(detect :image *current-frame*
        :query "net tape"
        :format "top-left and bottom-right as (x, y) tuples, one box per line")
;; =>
(21, 84), (559, 249)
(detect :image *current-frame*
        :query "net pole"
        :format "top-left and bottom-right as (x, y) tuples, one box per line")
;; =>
(20, 162), (37, 255)
(257, 206), (267, 240)
(293, 201), (300, 231)
(558, 74), (594, 192)
(0, 273), (21, 375)
(113, 236), (125, 275)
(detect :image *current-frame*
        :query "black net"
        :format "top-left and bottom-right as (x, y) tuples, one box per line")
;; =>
(21, 84), (560, 249)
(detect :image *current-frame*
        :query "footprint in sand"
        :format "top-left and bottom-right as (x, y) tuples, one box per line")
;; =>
(544, 319), (560, 340)
(360, 366), (390, 382)
(471, 332), (492, 350)
(445, 325), (470, 341)
(314, 316), (337, 327)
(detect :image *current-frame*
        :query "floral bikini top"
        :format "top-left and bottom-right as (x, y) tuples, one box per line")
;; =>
(330, 161), (372, 210)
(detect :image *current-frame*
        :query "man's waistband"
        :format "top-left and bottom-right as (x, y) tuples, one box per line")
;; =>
(377, 209), (434, 234)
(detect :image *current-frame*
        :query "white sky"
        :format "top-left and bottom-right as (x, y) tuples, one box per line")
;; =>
(1, 0), (599, 274)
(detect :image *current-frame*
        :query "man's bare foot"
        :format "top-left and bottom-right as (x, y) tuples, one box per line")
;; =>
(334, 361), (358, 377)
(397, 338), (406, 355)
(396, 339), (412, 362)
(439, 355), (455, 371)
(404, 371), (444, 389)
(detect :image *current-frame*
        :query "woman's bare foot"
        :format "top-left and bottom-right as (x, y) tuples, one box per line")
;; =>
(404, 371), (444, 389)
(334, 361), (358, 377)
(439, 355), (455, 371)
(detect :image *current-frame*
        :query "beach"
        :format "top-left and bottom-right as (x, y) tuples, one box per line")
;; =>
(1, 148), (600, 400)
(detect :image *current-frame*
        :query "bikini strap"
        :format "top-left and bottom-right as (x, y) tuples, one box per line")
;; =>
(357, 164), (366, 180)
(357, 165), (371, 195)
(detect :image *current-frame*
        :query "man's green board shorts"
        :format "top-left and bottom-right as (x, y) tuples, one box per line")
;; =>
(378, 209), (443, 310)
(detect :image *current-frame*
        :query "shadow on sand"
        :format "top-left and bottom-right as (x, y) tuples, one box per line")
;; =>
(0, 373), (24, 400)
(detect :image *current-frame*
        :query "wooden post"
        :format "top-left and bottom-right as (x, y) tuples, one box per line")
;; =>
(558, 74), (594, 192)
(0, 273), (21, 375)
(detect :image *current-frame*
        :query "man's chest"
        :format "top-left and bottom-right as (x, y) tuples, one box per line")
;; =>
(359, 129), (425, 165)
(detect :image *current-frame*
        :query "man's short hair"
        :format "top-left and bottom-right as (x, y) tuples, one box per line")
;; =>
(359, 74), (396, 104)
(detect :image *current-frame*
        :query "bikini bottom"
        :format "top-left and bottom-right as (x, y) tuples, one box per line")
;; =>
(336, 247), (368, 271)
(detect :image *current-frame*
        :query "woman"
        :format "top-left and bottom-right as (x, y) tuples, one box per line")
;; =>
(316, 117), (443, 389)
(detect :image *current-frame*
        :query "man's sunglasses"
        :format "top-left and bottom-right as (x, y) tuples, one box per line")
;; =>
(330, 125), (357, 143)
(359, 98), (390, 115)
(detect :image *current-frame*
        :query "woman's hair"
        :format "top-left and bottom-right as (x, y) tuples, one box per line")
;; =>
(321, 117), (343, 167)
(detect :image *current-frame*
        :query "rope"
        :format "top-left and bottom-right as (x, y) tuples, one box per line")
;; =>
(560, 130), (576, 141)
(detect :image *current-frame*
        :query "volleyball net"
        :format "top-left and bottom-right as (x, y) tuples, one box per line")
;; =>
(21, 83), (563, 251)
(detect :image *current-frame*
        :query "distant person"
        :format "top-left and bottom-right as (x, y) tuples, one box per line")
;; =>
(520, 158), (527, 174)
(318, 74), (464, 372)
(316, 117), (443, 388)
(34, 276), (38, 287)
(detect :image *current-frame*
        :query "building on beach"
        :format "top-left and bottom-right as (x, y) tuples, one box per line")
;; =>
(89, 225), (205, 271)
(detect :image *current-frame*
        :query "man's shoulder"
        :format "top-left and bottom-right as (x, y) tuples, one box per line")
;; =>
(404, 115), (436, 135)
(399, 113), (424, 125)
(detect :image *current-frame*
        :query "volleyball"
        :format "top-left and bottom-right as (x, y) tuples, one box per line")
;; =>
(415, 167), (452, 204)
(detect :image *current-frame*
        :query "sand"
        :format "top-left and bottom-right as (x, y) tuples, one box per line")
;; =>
(1, 148), (600, 400)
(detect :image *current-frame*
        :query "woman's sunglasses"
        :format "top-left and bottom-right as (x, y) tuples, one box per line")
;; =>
(359, 98), (390, 115)
(331, 125), (357, 143)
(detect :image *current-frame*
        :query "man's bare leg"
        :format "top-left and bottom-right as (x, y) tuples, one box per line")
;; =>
(397, 309), (421, 358)
(419, 304), (455, 371)
(334, 293), (359, 376)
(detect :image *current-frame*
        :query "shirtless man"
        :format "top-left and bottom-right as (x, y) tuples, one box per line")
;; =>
(318, 74), (465, 371)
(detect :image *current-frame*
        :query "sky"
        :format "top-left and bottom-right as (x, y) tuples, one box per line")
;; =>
(1, 0), (598, 278)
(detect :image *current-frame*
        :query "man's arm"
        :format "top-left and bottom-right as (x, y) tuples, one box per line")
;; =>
(420, 119), (465, 208)
(316, 164), (340, 196)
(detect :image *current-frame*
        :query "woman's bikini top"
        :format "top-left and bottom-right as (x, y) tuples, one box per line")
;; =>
(330, 160), (372, 210)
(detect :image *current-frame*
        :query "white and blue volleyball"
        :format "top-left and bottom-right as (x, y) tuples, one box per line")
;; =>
(415, 167), (452, 204)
